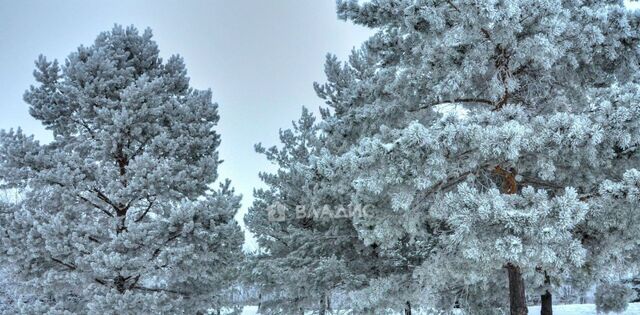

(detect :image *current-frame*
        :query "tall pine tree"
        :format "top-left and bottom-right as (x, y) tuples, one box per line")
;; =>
(245, 109), (366, 314)
(0, 26), (244, 313)
(307, 0), (640, 313)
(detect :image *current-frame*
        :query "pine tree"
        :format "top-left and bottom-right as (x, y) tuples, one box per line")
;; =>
(245, 107), (422, 313)
(0, 25), (244, 313)
(245, 109), (363, 313)
(307, 0), (640, 313)
(313, 50), (437, 315)
(0, 269), (12, 314)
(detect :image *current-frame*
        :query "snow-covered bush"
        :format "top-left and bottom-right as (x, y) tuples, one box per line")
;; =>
(595, 283), (636, 314)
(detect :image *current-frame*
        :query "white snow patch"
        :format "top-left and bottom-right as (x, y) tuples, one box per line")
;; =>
(239, 303), (640, 314)
(529, 302), (640, 315)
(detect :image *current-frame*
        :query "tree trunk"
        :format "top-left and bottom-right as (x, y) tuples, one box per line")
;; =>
(540, 291), (552, 315)
(404, 301), (412, 315)
(540, 272), (552, 315)
(319, 292), (328, 315)
(116, 213), (127, 234)
(319, 297), (324, 315)
(257, 293), (262, 314)
(506, 263), (528, 315)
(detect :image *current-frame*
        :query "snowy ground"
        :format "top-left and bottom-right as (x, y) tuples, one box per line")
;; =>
(528, 302), (640, 315)
(240, 303), (640, 314)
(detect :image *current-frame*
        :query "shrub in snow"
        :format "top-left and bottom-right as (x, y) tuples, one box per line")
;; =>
(595, 283), (636, 314)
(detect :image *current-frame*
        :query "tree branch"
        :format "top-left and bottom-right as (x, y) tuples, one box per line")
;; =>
(71, 118), (96, 139)
(132, 286), (190, 296)
(519, 176), (564, 190)
(92, 188), (121, 213)
(149, 230), (184, 262)
(445, 0), (461, 12)
(409, 98), (494, 112)
(481, 28), (492, 41)
(129, 137), (150, 161)
(87, 235), (102, 243)
(77, 194), (114, 218)
(51, 257), (77, 270)
(134, 198), (154, 223)
(410, 162), (493, 211)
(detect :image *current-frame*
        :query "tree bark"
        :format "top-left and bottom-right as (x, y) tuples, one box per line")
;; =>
(404, 301), (412, 315)
(540, 272), (552, 315)
(116, 213), (127, 234)
(319, 292), (328, 315)
(506, 263), (528, 315)
(257, 293), (262, 314)
(114, 275), (126, 293)
(318, 292), (331, 315)
(540, 291), (552, 315)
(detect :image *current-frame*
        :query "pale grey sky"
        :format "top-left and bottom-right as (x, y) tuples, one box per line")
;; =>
(0, 0), (372, 249)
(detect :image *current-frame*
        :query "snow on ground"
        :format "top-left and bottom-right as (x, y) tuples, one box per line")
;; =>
(240, 307), (258, 314)
(528, 302), (640, 315)
(240, 303), (640, 314)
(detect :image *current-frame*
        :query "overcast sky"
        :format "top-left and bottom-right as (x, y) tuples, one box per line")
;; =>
(0, 0), (372, 250)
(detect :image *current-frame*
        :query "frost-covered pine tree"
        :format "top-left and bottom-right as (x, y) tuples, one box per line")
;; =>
(0, 246), (17, 314)
(0, 25), (244, 314)
(0, 270), (12, 314)
(313, 52), (437, 314)
(307, 0), (640, 314)
(246, 107), (422, 314)
(0, 201), (25, 315)
(245, 109), (363, 314)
